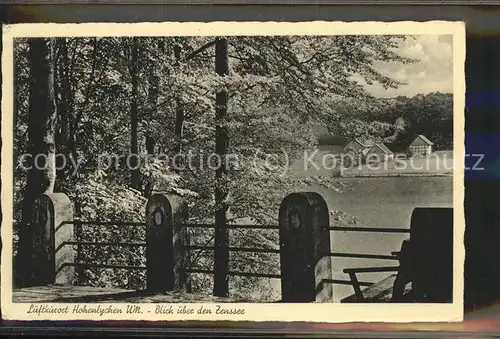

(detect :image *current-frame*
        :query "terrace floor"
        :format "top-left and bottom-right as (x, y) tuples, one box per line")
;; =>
(12, 285), (240, 303)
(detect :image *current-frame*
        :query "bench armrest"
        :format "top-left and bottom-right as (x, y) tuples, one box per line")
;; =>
(343, 266), (400, 274)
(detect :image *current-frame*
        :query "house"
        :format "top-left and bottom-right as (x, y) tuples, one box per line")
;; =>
(365, 143), (394, 162)
(343, 138), (372, 156)
(409, 135), (434, 155)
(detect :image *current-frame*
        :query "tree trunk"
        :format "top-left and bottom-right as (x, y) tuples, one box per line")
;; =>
(144, 75), (158, 197)
(15, 38), (57, 287)
(173, 42), (184, 172)
(213, 37), (229, 297)
(55, 38), (74, 189)
(174, 105), (184, 165)
(130, 38), (140, 190)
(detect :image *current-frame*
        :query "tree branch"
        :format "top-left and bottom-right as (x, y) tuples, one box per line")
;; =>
(183, 40), (217, 62)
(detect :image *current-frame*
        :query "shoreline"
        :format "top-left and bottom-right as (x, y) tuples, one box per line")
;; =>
(339, 172), (454, 178)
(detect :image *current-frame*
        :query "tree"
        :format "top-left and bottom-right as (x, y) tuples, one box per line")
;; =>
(54, 38), (75, 187)
(12, 35), (415, 299)
(129, 38), (140, 190)
(213, 37), (230, 297)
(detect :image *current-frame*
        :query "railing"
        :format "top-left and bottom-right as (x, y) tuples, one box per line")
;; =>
(54, 219), (410, 296)
(183, 223), (410, 289)
(323, 225), (410, 299)
(57, 220), (148, 290)
(183, 223), (411, 298)
(57, 220), (282, 289)
(327, 226), (409, 261)
(30, 191), (451, 303)
(183, 223), (280, 281)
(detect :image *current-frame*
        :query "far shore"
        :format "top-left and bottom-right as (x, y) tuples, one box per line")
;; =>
(340, 172), (453, 178)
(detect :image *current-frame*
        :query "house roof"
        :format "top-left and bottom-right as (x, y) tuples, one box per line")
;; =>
(363, 138), (375, 147)
(370, 143), (393, 155)
(344, 138), (366, 148)
(413, 134), (434, 146)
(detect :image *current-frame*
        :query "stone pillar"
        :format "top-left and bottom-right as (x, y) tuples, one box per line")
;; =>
(32, 193), (75, 286)
(146, 193), (188, 292)
(279, 192), (333, 302)
(410, 207), (453, 303)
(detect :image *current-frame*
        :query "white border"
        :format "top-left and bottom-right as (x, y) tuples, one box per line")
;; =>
(1, 21), (466, 323)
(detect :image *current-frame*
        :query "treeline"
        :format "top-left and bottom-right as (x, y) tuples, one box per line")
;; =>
(323, 92), (453, 151)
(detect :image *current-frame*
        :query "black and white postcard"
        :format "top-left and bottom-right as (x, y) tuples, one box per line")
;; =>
(1, 21), (465, 322)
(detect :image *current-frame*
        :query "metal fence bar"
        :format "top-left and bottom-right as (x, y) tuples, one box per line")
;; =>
(330, 226), (410, 233)
(326, 252), (399, 260)
(343, 266), (400, 274)
(183, 223), (216, 229)
(63, 241), (146, 247)
(228, 271), (281, 279)
(187, 245), (280, 254)
(58, 263), (146, 271)
(230, 247), (280, 254)
(72, 221), (146, 226)
(67, 221), (281, 229)
(55, 241), (146, 254)
(186, 268), (214, 275)
(188, 248), (396, 258)
(322, 279), (373, 287)
(184, 224), (279, 230)
(185, 268), (280, 279)
(69, 263), (147, 270)
(63, 222), (409, 232)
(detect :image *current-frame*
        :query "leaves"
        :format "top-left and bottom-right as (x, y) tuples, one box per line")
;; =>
(14, 35), (418, 300)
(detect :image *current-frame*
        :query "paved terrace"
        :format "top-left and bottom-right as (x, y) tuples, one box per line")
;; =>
(13, 285), (244, 303)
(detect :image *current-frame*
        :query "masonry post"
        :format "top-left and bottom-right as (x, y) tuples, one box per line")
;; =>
(32, 193), (75, 286)
(146, 193), (188, 292)
(279, 192), (333, 302)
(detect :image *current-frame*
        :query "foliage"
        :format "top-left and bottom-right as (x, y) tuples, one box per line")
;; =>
(323, 92), (453, 152)
(14, 35), (416, 300)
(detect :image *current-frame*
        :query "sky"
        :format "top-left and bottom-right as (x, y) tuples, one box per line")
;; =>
(364, 35), (454, 98)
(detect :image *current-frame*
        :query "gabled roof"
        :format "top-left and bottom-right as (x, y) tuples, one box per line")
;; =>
(344, 138), (366, 148)
(369, 143), (393, 155)
(413, 134), (434, 146)
(363, 138), (375, 147)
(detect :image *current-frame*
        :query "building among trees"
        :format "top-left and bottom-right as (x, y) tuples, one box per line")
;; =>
(343, 138), (373, 156)
(409, 135), (434, 155)
(365, 143), (394, 163)
(12, 34), (427, 300)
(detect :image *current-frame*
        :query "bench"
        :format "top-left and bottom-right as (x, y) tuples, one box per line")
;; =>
(340, 274), (413, 303)
(341, 240), (413, 303)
